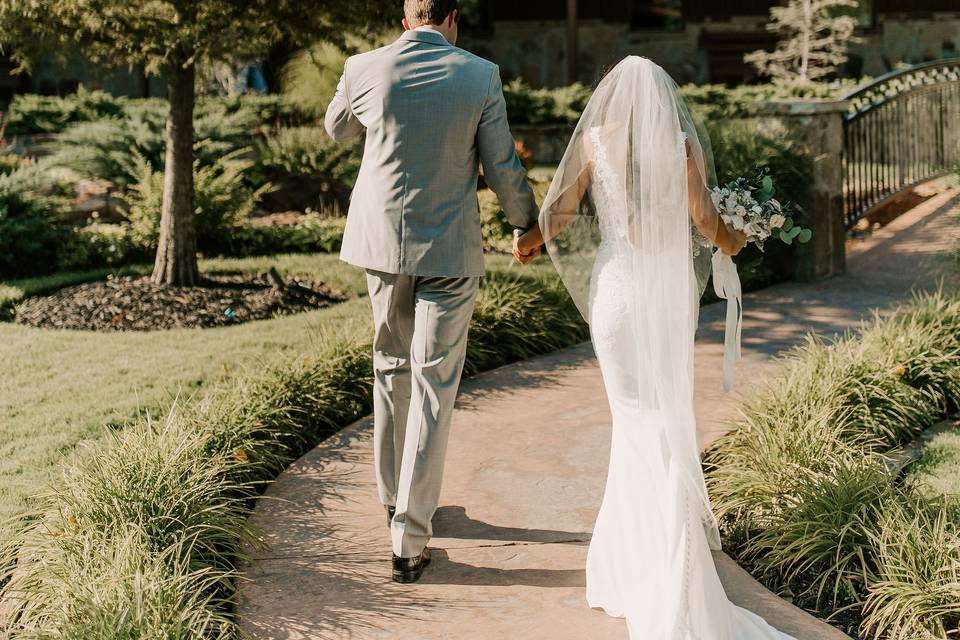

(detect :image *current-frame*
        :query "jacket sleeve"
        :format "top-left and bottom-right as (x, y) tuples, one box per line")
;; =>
(324, 68), (365, 143)
(477, 66), (539, 230)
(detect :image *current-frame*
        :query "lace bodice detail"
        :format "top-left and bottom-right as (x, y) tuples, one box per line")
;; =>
(588, 127), (629, 243)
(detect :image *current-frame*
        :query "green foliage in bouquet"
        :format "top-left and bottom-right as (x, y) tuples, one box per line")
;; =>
(713, 167), (812, 250)
(754, 169), (813, 246)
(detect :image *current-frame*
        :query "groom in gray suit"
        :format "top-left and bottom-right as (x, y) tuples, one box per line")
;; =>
(325, 0), (540, 583)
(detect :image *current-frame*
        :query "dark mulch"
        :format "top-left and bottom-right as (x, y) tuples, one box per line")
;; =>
(15, 273), (348, 332)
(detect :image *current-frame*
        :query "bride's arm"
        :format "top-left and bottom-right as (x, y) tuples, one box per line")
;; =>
(686, 143), (746, 256)
(516, 165), (591, 253)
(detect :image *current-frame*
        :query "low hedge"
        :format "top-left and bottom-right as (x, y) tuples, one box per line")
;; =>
(501, 78), (857, 127)
(4, 91), (309, 137)
(207, 215), (346, 257)
(705, 290), (960, 638)
(0, 270), (589, 636)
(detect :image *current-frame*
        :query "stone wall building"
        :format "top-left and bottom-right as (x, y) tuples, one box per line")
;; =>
(458, 0), (960, 87)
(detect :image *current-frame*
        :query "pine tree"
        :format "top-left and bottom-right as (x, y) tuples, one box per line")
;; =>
(0, 0), (390, 286)
(745, 0), (861, 85)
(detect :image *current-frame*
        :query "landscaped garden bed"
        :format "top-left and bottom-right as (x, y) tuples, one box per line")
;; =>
(705, 291), (960, 639)
(15, 272), (346, 332)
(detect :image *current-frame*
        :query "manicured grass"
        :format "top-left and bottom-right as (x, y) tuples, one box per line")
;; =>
(0, 252), (552, 540)
(906, 424), (960, 500)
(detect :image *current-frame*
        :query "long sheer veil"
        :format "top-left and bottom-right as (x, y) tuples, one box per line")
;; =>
(540, 56), (723, 549)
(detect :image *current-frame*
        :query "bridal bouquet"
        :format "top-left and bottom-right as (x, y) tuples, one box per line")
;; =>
(710, 168), (811, 251)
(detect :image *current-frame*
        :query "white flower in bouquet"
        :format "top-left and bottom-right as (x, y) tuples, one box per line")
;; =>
(769, 214), (787, 229)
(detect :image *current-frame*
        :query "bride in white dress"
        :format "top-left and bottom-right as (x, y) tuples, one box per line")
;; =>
(515, 56), (794, 639)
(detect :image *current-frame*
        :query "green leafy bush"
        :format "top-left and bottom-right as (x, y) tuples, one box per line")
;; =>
(252, 126), (361, 186)
(208, 214), (346, 257)
(503, 79), (593, 126)
(496, 79), (856, 126)
(5, 91), (307, 137)
(707, 119), (815, 287)
(54, 223), (147, 272)
(0, 171), (65, 278)
(478, 188), (514, 254)
(680, 82), (855, 121)
(46, 105), (259, 186)
(280, 33), (396, 116)
(745, 459), (892, 608)
(123, 152), (270, 252)
(45, 113), (166, 186)
(4, 87), (126, 136)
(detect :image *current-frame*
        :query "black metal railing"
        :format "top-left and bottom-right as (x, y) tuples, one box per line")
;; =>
(841, 59), (960, 229)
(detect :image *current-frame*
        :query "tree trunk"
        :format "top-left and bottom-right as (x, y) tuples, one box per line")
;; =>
(151, 62), (198, 286)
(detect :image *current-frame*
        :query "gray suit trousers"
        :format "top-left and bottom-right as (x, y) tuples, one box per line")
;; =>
(366, 270), (479, 557)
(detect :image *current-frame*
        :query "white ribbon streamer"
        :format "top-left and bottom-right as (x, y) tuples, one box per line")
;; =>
(711, 250), (742, 392)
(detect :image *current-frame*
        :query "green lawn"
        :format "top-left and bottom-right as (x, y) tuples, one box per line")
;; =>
(906, 422), (960, 499)
(0, 252), (546, 534)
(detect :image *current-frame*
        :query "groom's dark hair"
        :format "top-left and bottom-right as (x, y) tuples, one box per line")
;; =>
(405, 0), (460, 26)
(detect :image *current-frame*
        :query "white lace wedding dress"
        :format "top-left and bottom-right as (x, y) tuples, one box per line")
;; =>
(539, 57), (794, 640)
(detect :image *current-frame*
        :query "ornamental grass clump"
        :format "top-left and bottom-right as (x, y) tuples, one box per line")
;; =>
(862, 498), (960, 640)
(743, 458), (892, 609)
(705, 406), (878, 536)
(6, 529), (234, 638)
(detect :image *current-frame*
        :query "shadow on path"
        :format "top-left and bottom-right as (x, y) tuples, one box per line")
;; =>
(433, 506), (591, 544)
(421, 548), (587, 588)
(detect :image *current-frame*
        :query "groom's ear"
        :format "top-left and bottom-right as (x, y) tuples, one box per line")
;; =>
(402, 18), (413, 31)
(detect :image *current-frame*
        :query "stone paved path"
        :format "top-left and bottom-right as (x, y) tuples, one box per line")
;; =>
(238, 192), (958, 640)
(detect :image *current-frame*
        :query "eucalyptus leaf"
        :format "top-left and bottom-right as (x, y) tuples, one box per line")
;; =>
(782, 218), (794, 232)
(797, 228), (813, 244)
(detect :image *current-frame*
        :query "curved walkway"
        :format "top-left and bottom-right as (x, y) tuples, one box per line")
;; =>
(238, 191), (959, 640)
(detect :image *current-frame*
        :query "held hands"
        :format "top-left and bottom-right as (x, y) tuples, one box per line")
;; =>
(513, 228), (541, 265)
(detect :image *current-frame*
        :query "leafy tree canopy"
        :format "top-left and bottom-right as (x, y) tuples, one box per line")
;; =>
(0, 0), (393, 73)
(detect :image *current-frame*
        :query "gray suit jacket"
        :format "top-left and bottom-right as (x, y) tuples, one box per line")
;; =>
(325, 30), (539, 278)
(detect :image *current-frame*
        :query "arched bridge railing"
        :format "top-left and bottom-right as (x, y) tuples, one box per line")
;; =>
(841, 60), (960, 229)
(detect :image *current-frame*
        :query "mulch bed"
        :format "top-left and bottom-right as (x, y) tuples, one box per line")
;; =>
(15, 273), (348, 332)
